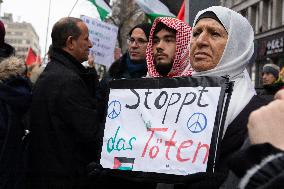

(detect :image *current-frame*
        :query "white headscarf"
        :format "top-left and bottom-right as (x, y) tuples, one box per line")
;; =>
(188, 6), (256, 134)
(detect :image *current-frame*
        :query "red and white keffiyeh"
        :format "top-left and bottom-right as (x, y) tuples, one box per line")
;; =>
(146, 17), (192, 77)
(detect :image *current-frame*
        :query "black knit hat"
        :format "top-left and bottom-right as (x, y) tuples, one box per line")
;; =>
(128, 23), (152, 40)
(262, 63), (280, 79)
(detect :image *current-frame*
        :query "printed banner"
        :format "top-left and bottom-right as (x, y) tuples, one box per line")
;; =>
(100, 77), (229, 178)
(81, 15), (118, 67)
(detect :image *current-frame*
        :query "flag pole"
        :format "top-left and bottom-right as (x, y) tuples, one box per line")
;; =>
(68, 0), (79, 17)
(43, 0), (52, 64)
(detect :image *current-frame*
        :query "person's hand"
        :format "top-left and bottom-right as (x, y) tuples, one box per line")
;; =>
(88, 54), (95, 68)
(114, 47), (121, 61)
(87, 162), (103, 177)
(275, 89), (284, 100)
(248, 97), (284, 150)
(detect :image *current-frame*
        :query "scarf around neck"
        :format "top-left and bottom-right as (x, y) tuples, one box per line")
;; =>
(126, 53), (147, 77)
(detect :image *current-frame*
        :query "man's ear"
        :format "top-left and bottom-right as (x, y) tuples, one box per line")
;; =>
(65, 36), (74, 50)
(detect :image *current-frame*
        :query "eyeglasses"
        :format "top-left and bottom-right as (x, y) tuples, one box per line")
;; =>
(127, 37), (148, 46)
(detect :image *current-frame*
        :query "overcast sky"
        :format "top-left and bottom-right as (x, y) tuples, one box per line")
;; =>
(1, 0), (99, 56)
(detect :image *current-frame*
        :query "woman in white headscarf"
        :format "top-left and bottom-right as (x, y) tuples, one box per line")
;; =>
(179, 6), (269, 188)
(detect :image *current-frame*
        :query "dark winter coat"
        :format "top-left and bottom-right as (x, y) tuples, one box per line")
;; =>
(229, 143), (284, 189)
(0, 57), (32, 189)
(256, 82), (284, 101)
(28, 48), (101, 188)
(108, 52), (147, 79)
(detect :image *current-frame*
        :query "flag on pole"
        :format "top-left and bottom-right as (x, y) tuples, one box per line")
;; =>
(177, 0), (185, 21)
(25, 47), (37, 65)
(88, 0), (112, 21)
(135, 0), (175, 22)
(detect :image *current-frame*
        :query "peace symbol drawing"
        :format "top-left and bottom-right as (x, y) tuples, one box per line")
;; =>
(107, 100), (121, 119)
(187, 112), (207, 133)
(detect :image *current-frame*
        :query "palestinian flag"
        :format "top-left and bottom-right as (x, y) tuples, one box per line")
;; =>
(88, 0), (112, 20)
(135, 0), (175, 22)
(25, 47), (38, 65)
(177, 0), (185, 21)
(113, 157), (135, 171)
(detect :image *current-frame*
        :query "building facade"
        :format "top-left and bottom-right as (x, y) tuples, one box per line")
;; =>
(1, 13), (40, 60)
(221, 0), (284, 87)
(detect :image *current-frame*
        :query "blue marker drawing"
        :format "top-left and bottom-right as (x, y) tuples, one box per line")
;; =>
(107, 100), (121, 119)
(187, 112), (207, 133)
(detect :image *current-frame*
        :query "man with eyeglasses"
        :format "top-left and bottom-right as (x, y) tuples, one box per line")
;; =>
(146, 17), (192, 78)
(105, 23), (152, 80)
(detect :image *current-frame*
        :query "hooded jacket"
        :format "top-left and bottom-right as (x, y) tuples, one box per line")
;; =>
(0, 56), (31, 189)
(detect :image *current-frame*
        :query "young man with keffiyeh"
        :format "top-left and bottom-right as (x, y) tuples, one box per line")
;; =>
(146, 17), (192, 78)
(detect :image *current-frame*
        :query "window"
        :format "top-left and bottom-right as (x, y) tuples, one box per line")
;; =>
(15, 31), (23, 35)
(272, 0), (283, 27)
(240, 9), (248, 19)
(255, 4), (260, 33)
(282, 0), (284, 25)
(251, 4), (258, 33)
(268, 0), (273, 29)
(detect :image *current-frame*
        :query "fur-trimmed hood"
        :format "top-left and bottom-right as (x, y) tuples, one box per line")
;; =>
(0, 56), (31, 110)
(0, 56), (26, 81)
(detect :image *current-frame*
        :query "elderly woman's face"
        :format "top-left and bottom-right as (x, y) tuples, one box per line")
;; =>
(190, 18), (228, 72)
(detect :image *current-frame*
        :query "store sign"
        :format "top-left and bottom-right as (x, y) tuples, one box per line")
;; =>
(257, 32), (284, 59)
(266, 37), (283, 55)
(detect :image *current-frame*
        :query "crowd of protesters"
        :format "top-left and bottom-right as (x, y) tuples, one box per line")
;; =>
(1, 5), (284, 189)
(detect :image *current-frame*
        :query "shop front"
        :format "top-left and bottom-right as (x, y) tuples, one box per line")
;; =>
(255, 31), (284, 87)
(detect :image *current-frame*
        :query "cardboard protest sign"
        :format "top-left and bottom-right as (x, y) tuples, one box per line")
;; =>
(100, 77), (232, 182)
(81, 15), (118, 67)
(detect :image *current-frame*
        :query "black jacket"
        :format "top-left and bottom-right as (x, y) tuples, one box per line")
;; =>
(256, 82), (284, 101)
(229, 143), (284, 189)
(28, 49), (101, 188)
(108, 53), (147, 79)
(0, 57), (32, 189)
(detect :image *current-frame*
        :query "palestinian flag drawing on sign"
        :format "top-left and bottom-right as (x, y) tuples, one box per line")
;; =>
(113, 157), (135, 171)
